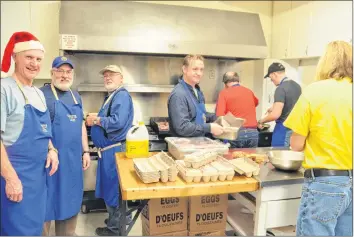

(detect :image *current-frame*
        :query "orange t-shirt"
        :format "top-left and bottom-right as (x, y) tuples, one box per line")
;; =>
(216, 85), (258, 128)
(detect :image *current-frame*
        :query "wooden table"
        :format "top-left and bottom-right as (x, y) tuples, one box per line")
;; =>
(116, 152), (259, 200)
(115, 152), (259, 236)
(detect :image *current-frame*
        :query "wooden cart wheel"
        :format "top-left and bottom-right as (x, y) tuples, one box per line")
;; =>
(81, 204), (89, 214)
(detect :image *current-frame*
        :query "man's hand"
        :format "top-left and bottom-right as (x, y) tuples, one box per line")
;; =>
(46, 150), (59, 176)
(86, 114), (98, 127)
(210, 123), (224, 136)
(82, 153), (91, 170)
(5, 177), (23, 202)
(257, 121), (265, 130)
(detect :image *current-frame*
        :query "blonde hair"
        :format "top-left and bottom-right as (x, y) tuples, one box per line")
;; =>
(182, 54), (205, 67)
(315, 41), (353, 82)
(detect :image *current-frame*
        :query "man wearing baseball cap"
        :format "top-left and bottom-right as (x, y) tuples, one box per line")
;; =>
(0, 31), (59, 235)
(40, 56), (91, 236)
(258, 62), (302, 147)
(86, 65), (134, 236)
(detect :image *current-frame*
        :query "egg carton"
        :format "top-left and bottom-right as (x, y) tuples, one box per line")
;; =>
(156, 151), (179, 182)
(184, 150), (218, 169)
(133, 158), (160, 184)
(148, 156), (169, 183)
(176, 160), (202, 183)
(199, 164), (219, 182)
(210, 157), (235, 181)
(226, 157), (260, 178)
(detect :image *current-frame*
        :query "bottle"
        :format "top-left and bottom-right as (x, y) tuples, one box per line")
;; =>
(126, 121), (149, 158)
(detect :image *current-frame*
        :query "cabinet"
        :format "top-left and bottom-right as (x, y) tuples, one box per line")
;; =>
(272, 1), (352, 59)
(307, 1), (353, 57)
(289, 1), (312, 58)
(271, 2), (292, 59)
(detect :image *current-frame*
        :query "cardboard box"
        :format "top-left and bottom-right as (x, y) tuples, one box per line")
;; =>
(142, 220), (188, 237)
(188, 194), (228, 232)
(188, 230), (226, 236)
(141, 197), (188, 235)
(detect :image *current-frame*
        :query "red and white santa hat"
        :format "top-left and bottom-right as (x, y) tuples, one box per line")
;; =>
(1, 31), (45, 78)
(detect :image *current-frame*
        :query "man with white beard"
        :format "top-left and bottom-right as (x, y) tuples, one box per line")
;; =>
(86, 65), (134, 236)
(40, 56), (91, 236)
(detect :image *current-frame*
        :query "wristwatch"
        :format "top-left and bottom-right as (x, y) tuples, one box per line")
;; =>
(93, 119), (98, 125)
(83, 151), (90, 155)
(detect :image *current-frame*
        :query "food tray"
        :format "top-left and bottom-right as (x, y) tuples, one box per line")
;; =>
(226, 157), (260, 177)
(165, 137), (229, 160)
(150, 117), (170, 135)
(176, 160), (202, 183)
(232, 151), (269, 164)
(210, 157), (235, 181)
(214, 113), (245, 140)
(184, 150), (218, 169)
(200, 164), (219, 182)
(133, 158), (160, 183)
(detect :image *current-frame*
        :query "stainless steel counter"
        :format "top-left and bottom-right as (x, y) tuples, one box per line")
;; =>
(230, 147), (305, 188)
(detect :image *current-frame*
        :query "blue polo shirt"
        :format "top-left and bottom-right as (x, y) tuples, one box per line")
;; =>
(40, 84), (83, 122)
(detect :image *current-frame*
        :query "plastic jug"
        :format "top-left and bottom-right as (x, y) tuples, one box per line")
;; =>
(126, 121), (149, 158)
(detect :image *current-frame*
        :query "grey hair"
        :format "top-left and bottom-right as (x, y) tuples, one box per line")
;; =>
(222, 72), (240, 84)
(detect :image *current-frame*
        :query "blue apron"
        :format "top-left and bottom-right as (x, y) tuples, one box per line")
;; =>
(1, 80), (52, 236)
(180, 79), (207, 125)
(271, 77), (291, 147)
(91, 87), (125, 207)
(45, 85), (83, 221)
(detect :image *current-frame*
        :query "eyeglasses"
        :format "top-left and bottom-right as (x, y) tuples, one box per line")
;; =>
(53, 69), (74, 76)
(101, 73), (121, 79)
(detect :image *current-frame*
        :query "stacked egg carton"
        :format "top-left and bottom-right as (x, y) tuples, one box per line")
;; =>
(133, 158), (161, 184)
(133, 152), (178, 184)
(176, 151), (235, 183)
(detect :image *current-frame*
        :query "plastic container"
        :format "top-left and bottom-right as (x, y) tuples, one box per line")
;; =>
(126, 121), (149, 158)
(165, 137), (229, 160)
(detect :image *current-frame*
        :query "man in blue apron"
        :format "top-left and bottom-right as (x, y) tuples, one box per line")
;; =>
(86, 65), (134, 236)
(258, 62), (302, 147)
(1, 31), (59, 236)
(168, 54), (224, 137)
(41, 56), (91, 236)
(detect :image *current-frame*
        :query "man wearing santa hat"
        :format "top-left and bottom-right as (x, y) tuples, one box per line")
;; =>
(0, 31), (59, 235)
(40, 56), (91, 236)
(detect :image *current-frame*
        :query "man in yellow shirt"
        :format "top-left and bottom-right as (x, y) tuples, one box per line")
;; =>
(284, 41), (352, 236)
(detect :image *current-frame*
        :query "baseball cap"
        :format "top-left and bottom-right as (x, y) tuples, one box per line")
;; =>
(99, 65), (122, 75)
(264, 62), (285, 78)
(52, 56), (74, 69)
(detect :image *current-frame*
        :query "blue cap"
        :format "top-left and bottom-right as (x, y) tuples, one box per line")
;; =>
(52, 56), (74, 69)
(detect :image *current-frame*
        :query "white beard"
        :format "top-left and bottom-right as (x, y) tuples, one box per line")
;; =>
(54, 80), (73, 91)
(104, 83), (119, 92)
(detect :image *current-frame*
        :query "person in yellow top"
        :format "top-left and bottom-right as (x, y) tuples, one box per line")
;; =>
(284, 41), (352, 236)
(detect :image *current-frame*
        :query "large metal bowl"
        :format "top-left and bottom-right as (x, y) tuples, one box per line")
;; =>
(267, 150), (304, 171)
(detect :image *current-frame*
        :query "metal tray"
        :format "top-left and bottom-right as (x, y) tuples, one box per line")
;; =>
(150, 117), (170, 135)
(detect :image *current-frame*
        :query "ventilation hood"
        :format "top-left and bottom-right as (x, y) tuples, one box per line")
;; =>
(59, 1), (268, 60)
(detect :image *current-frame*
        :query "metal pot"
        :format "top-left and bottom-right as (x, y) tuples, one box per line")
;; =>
(267, 150), (304, 171)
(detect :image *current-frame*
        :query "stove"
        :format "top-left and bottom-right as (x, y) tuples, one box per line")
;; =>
(146, 125), (168, 152)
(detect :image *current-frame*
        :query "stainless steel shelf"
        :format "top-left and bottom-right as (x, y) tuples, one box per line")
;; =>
(77, 83), (174, 93)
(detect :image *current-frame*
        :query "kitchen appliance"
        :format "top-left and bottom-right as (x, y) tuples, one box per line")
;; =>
(267, 150), (304, 171)
(150, 117), (171, 136)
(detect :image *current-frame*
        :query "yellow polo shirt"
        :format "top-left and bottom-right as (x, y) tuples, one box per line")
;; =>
(284, 77), (352, 170)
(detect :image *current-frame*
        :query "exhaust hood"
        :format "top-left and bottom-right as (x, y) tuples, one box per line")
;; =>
(59, 1), (268, 59)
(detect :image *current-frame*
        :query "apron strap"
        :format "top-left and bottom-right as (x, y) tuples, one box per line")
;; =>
(51, 83), (78, 104)
(15, 79), (29, 104)
(103, 86), (123, 108)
